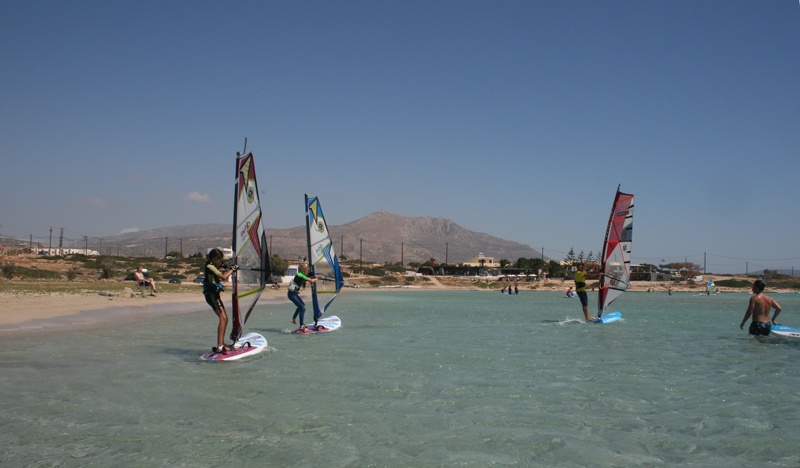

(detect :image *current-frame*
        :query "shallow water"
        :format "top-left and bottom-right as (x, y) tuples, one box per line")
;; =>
(2, 290), (800, 467)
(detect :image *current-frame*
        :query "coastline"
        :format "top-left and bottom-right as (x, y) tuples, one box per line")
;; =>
(1, 278), (788, 335)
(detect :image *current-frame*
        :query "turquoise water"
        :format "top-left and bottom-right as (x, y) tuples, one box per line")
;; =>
(2, 290), (800, 467)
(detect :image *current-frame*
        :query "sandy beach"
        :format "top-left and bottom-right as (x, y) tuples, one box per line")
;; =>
(0, 287), (291, 333)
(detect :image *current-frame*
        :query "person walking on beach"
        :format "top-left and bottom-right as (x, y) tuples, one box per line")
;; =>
(740, 279), (782, 336)
(204, 248), (235, 353)
(134, 266), (157, 296)
(574, 263), (593, 322)
(288, 266), (317, 331)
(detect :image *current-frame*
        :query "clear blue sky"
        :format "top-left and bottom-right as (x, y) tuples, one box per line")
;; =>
(1, 1), (798, 273)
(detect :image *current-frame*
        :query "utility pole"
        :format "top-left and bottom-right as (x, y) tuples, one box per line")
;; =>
(165, 237), (168, 258)
(83, 236), (88, 255)
(746, 262), (748, 275)
(340, 236), (343, 259)
(401, 242), (404, 267)
(58, 228), (64, 255)
(49, 227), (53, 255)
(704, 252), (706, 274)
(541, 247), (544, 260)
(445, 243), (448, 265)
(180, 239), (183, 257)
(360, 239), (363, 274)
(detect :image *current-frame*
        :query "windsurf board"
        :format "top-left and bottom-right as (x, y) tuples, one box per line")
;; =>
(293, 315), (342, 334)
(770, 324), (800, 338)
(588, 311), (622, 324)
(200, 332), (268, 361)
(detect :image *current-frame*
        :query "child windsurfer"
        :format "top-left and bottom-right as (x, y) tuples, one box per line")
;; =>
(204, 248), (236, 353)
(288, 266), (317, 331)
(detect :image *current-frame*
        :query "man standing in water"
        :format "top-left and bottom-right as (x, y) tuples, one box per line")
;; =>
(574, 262), (593, 322)
(740, 279), (782, 336)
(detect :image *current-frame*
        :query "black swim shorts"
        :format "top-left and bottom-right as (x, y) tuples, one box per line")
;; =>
(577, 291), (588, 307)
(748, 321), (771, 336)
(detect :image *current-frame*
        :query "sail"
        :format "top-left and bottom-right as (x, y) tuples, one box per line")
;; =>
(597, 186), (634, 317)
(706, 279), (717, 294)
(230, 152), (271, 341)
(305, 195), (343, 322)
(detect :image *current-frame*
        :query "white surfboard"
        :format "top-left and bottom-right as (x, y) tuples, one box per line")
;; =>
(292, 315), (342, 334)
(200, 332), (268, 361)
(771, 325), (800, 338)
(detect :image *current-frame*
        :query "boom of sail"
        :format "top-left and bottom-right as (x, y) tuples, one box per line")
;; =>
(230, 152), (271, 341)
(305, 195), (343, 322)
(597, 186), (634, 317)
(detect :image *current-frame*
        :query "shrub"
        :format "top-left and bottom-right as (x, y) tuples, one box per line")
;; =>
(715, 279), (752, 288)
(382, 276), (399, 283)
(368, 280), (381, 287)
(98, 259), (116, 279)
(2, 263), (17, 279)
(66, 267), (79, 281)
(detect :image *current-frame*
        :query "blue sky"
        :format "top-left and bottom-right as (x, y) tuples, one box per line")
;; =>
(1, 1), (798, 273)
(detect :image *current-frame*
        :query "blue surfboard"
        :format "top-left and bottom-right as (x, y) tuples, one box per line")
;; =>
(588, 311), (622, 324)
(771, 324), (800, 338)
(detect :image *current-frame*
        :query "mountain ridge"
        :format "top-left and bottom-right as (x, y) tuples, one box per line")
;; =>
(88, 211), (548, 264)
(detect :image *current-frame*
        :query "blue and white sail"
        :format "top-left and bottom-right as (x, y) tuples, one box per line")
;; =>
(305, 195), (343, 322)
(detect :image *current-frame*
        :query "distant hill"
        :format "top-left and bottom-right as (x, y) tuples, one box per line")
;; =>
(88, 211), (548, 264)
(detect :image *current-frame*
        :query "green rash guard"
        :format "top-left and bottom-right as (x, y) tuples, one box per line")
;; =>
(574, 270), (587, 292)
(289, 272), (311, 292)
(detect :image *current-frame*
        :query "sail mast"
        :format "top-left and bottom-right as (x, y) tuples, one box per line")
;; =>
(304, 194), (318, 320)
(231, 144), (244, 331)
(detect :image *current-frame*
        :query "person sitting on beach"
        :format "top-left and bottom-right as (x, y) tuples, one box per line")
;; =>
(133, 266), (157, 296)
(740, 279), (782, 336)
(566, 287), (573, 297)
(204, 248), (236, 353)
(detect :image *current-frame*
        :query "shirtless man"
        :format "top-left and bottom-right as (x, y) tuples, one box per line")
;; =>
(739, 279), (781, 336)
(134, 266), (157, 296)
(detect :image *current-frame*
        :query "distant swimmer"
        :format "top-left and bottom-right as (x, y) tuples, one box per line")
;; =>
(740, 279), (782, 336)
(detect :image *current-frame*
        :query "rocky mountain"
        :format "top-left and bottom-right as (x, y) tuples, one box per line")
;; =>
(88, 211), (548, 264)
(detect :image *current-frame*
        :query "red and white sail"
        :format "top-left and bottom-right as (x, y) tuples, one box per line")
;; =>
(230, 151), (271, 342)
(597, 186), (634, 317)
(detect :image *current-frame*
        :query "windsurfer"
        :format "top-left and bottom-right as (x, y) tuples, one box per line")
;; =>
(740, 279), (782, 336)
(288, 266), (318, 331)
(204, 248), (236, 353)
(574, 263), (593, 322)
